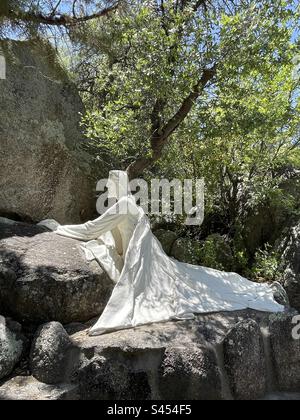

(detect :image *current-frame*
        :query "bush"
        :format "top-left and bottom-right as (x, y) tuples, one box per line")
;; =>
(251, 244), (280, 283)
(199, 234), (235, 272)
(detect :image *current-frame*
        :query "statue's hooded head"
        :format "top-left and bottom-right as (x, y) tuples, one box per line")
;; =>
(107, 170), (131, 201)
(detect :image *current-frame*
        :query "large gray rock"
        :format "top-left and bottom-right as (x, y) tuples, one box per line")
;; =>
(65, 310), (280, 400)
(223, 319), (267, 400)
(279, 225), (300, 312)
(0, 39), (96, 224)
(74, 350), (152, 400)
(269, 313), (300, 391)
(0, 220), (113, 324)
(30, 322), (78, 385)
(0, 309), (299, 400)
(159, 346), (222, 400)
(0, 316), (24, 380)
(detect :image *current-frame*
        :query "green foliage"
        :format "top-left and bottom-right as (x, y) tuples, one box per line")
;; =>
(251, 244), (280, 283)
(5, 0), (299, 280)
(199, 234), (235, 272)
(70, 0), (300, 279)
(172, 237), (202, 265)
(73, 2), (300, 216)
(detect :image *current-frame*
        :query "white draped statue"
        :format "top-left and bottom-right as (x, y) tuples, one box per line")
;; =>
(54, 170), (284, 336)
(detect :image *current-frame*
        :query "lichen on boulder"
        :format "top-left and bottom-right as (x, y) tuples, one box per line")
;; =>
(0, 316), (24, 380)
(0, 39), (98, 224)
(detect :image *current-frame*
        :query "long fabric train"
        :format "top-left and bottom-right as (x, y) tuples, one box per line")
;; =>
(55, 171), (284, 336)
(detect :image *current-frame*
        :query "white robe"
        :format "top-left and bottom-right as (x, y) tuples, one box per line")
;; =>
(55, 195), (284, 336)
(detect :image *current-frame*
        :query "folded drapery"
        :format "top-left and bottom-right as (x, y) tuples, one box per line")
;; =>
(53, 171), (284, 336)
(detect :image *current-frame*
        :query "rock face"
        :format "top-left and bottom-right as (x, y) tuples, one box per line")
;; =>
(279, 224), (300, 312)
(0, 316), (24, 380)
(223, 320), (267, 400)
(0, 309), (299, 400)
(30, 322), (78, 385)
(0, 219), (298, 400)
(0, 39), (96, 224)
(0, 376), (78, 401)
(0, 220), (113, 324)
(269, 314), (300, 391)
(61, 310), (295, 401)
(68, 315), (226, 400)
(159, 346), (222, 400)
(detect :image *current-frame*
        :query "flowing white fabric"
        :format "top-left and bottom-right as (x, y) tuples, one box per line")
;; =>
(56, 171), (284, 336)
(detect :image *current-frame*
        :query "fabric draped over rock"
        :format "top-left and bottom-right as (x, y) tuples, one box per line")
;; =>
(55, 171), (284, 336)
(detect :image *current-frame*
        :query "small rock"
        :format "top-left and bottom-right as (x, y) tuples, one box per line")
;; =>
(30, 322), (77, 385)
(271, 282), (290, 307)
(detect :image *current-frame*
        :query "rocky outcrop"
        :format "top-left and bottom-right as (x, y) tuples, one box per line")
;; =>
(60, 310), (300, 400)
(0, 310), (299, 400)
(223, 320), (266, 400)
(0, 376), (78, 400)
(278, 224), (300, 312)
(0, 39), (97, 224)
(30, 322), (78, 385)
(0, 220), (113, 324)
(0, 219), (299, 400)
(159, 346), (222, 400)
(0, 316), (25, 380)
(68, 314), (226, 400)
(269, 314), (300, 391)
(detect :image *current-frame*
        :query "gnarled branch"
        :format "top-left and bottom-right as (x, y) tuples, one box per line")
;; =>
(127, 64), (217, 179)
(1, 2), (119, 27)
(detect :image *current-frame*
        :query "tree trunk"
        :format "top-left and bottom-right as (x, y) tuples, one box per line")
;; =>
(127, 64), (217, 179)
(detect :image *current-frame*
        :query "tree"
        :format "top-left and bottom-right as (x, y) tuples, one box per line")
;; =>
(77, 0), (299, 179)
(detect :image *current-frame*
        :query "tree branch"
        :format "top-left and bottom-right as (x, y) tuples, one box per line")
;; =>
(50, 0), (62, 16)
(193, 0), (209, 10)
(127, 64), (217, 179)
(181, 0), (209, 12)
(1, 2), (119, 27)
(159, 64), (217, 142)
